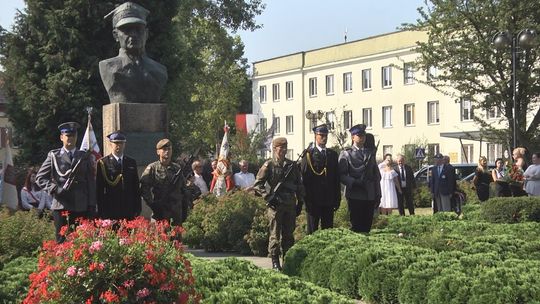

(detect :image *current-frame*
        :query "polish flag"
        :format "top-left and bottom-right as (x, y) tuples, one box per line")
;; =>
(235, 114), (259, 134)
(80, 112), (101, 172)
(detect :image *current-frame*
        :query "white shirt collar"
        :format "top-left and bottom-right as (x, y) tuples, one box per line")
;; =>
(62, 147), (76, 155)
(112, 153), (123, 162)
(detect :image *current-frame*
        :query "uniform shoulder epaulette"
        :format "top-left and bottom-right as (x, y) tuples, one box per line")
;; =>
(50, 148), (61, 154)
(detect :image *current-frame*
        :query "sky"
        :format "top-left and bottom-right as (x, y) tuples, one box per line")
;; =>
(0, 0), (426, 66)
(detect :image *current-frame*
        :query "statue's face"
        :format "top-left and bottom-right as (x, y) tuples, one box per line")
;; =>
(114, 23), (147, 54)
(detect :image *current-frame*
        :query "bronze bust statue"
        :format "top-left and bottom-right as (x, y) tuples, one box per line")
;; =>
(99, 2), (168, 104)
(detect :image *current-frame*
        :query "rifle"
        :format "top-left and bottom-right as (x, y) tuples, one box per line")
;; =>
(265, 142), (313, 209)
(62, 150), (91, 191)
(179, 147), (201, 179)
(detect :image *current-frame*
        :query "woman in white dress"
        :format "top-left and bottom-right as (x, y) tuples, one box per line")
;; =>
(379, 154), (402, 215)
(523, 152), (540, 196)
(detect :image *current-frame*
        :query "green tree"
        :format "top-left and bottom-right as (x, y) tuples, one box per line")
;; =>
(403, 0), (540, 152)
(0, 0), (264, 165)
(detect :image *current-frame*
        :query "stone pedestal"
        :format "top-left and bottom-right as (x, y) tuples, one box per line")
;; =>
(102, 103), (168, 167)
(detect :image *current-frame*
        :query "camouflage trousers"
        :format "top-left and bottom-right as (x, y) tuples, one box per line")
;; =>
(267, 199), (296, 257)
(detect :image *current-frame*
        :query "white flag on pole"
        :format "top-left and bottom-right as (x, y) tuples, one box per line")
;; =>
(1, 135), (18, 210)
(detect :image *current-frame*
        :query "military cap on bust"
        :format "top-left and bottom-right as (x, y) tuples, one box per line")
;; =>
(272, 137), (288, 148)
(107, 131), (127, 143)
(349, 124), (366, 136)
(57, 122), (80, 134)
(156, 138), (171, 150)
(434, 153), (444, 159)
(312, 124), (329, 135)
(104, 2), (149, 29)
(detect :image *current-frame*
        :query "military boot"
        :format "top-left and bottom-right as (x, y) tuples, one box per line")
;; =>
(271, 255), (282, 271)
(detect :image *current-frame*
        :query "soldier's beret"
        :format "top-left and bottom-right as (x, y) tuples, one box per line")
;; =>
(312, 124), (329, 135)
(58, 122), (80, 134)
(156, 138), (171, 149)
(107, 131), (127, 143)
(272, 137), (287, 148)
(349, 124), (366, 136)
(104, 2), (149, 29)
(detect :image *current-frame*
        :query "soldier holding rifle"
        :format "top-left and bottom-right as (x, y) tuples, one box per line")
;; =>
(140, 139), (188, 226)
(36, 122), (97, 243)
(253, 137), (306, 271)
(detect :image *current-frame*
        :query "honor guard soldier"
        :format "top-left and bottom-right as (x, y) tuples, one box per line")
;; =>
(300, 124), (341, 234)
(96, 131), (141, 220)
(253, 137), (305, 270)
(338, 124), (381, 233)
(36, 122), (97, 243)
(140, 139), (188, 225)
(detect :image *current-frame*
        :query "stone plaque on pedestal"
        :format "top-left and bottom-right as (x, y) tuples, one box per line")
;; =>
(102, 103), (168, 167)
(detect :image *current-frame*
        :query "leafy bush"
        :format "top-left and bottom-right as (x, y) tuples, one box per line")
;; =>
(24, 218), (199, 303)
(0, 256), (37, 303)
(413, 184), (432, 207)
(191, 257), (355, 303)
(481, 196), (540, 223)
(0, 208), (54, 266)
(244, 207), (269, 256)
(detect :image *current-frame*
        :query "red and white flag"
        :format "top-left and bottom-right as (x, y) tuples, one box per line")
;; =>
(80, 112), (101, 169)
(235, 113), (258, 134)
(1, 135), (18, 210)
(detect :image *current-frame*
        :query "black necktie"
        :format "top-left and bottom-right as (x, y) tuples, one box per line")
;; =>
(401, 166), (405, 181)
(321, 149), (326, 158)
(68, 151), (73, 161)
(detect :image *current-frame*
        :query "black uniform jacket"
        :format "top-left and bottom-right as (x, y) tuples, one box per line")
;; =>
(300, 147), (341, 210)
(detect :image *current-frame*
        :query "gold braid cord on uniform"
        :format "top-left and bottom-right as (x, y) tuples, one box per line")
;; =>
(307, 151), (327, 176)
(98, 160), (123, 187)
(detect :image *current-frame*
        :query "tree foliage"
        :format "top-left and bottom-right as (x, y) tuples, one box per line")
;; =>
(402, 0), (540, 152)
(0, 0), (264, 165)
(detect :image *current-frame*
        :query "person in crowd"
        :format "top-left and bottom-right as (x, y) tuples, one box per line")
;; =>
(338, 124), (381, 233)
(233, 159), (256, 191)
(253, 137), (305, 271)
(300, 124), (341, 234)
(21, 168), (52, 214)
(191, 160), (209, 196)
(36, 122), (96, 243)
(523, 152), (540, 196)
(140, 139), (188, 225)
(394, 154), (416, 215)
(429, 153), (456, 213)
(96, 131), (141, 220)
(471, 156), (492, 202)
(379, 154), (401, 215)
(511, 147), (528, 197)
(492, 157), (511, 197)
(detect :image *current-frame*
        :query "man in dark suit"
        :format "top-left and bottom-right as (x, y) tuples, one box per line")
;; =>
(429, 153), (456, 212)
(338, 124), (381, 233)
(300, 124), (341, 234)
(36, 122), (97, 243)
(96, 131), (141, 220)
(394, 154), (416, 215)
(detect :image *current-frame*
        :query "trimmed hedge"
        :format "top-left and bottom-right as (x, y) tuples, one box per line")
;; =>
(0, 256), (37, 303)
(481, 196), (540, 223)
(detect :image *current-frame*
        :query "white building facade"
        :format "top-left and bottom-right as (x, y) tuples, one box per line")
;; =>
(251, 30), (504, 164)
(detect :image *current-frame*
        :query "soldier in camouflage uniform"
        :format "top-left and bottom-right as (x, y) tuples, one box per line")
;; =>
(253, 137), (305, 270)
(140, 139), (188, 225)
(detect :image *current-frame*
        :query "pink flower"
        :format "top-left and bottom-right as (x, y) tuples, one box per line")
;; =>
(66, 266), (76, 277)
(119, 238), (131, 246)
(123, 279), (135, 289)
(100, 219), (113, 228)
(136, 288), (150, 299)
(89, 240), (103, 253)
(77, 268), (86, 277)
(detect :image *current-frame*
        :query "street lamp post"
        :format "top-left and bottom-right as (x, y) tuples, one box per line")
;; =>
(492, 29), (537, 149)
(305, 110), (324, 131)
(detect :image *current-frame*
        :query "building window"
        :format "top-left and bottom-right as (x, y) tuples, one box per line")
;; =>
(487, 143), (503, 163)
(286, 149), (294, 160)
(462, 144), (473, 163)
(273, 116), (280, 135)
(272, 83), (280, 102)
(461, 99), (473, 121)
(428, 144), (440, 158)
(343, 110), (353, 130)
(285, 115), (294, 134)
(362, 69), (372, 90)
(404, 103), (415, 126)
(343, 72), (353, 93)
(259, 118), (267, 132)
(362, 108), (372, 128)
(259, 85), (267, 103)
(383, 145), (393, 156)
(382, 66), (392, 88)
(427, 66), (438, 81)
(309, 77), (317, 97)
(325, 75), (334, 95)
(487, 106), (501, 119)
(382, 106), (392, 128)
(427, 101), (440, 124)
(285, 81), (293, 100)
(404, 62), (415, 85)
(325, 112), (336, 130)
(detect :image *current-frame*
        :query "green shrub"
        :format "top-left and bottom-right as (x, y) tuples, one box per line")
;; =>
(0, 256), (37, 303)
(244, 207), (269, 256)
(0, 208), (54, 266)
(413, 184), (432, 208)
(183, 194), (218, 248)
(481, 196), (540, 223)
(426, 267), (471, 304)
